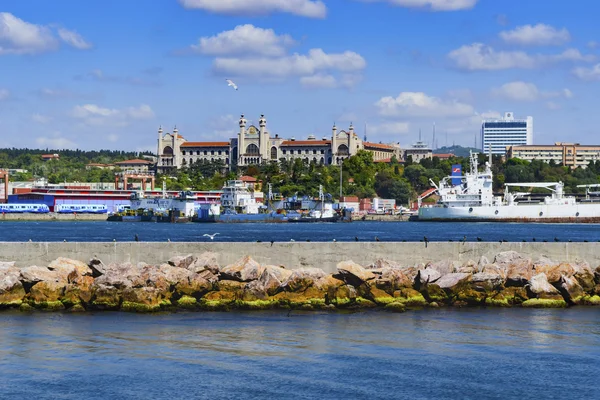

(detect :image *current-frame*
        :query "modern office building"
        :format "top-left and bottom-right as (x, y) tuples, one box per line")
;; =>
(506, 142), (600, 169)
(481, 112), (533, 155)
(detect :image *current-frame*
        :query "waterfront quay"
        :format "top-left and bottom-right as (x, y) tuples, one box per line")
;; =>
(0, 213), (107, 221)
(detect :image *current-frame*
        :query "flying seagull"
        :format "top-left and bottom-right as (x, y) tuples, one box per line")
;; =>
(226, 79), (238, 91)
(203, 233), (220, 240)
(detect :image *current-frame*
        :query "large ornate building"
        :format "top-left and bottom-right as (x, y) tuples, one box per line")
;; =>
(157, 114), (401, 174)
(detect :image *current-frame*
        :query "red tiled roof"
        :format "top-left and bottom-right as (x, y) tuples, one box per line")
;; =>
(41, 154), (59, 158)
(114, 159), (152, 165)
(240, 175), (258, 182)
(181, 141), (230, 148)
(434, 153), (455, 159)
(281, 140), (331, 146)
(364, 142), (395, 150)
(374, 158), (392, 163)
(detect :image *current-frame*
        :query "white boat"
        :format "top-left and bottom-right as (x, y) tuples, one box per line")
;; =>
(129, 190), (196, 217)
(418, 151), (600, 223)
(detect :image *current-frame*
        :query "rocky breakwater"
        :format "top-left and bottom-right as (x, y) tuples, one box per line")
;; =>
(1, 251), (600, 313)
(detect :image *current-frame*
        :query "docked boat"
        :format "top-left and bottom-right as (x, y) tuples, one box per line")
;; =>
(193, 180), (288, 223)
(107, 190), (196, 222)
(287, 186), (346, 223)
(417, 151), (600, 223)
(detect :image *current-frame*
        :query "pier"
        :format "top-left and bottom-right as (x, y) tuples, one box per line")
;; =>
(2, 241), (599, 272)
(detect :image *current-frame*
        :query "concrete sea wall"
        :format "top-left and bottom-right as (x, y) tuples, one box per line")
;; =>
(0, 213), (106, 221)
(2, 242), (599, 272)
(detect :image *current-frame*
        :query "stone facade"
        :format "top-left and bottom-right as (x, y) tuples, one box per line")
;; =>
(157, 114), (401, 174)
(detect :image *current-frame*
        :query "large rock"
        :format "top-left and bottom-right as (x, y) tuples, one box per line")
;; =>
(93, 262), (140, 289)
(471, 273), (504, 292)
(457, 260), (478, 274)
(27, 280), (65, 304)
(91, 284), (121, 309)
(48, 257), (92, 277)
(259, 266), (294, 296)
(20, 266), (63, 286)
(572, 261), (595, 292)
(122, 287), (167, 312)
(372, 268), (414, 294)
(280, 267), (326, 292)
(175, 274), (212, 297)
(336, 260), (376, 287)
(558, 275), (586, 304)
(534, 262), (574, 284)
(416, 268), (441, 285)
(436, 273), (472, 291)
(220, 256), (264, 282)
(157, 264), (193, 285)
(188, 252), (220, 274)
(0, 273), (26, 306)
(494, 251), (533, 286)
(88, 258), (107, 277)
(426, 260), (458, 275)
(527, 273), (563, 300)
(167, 254), (197, 269)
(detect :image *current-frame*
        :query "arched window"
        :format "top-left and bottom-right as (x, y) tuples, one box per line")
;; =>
(163, 146), (173, 155)
(270, 146), (277, 160)
(337, 144), (349, 155)
(189, 158), (192, 165)
(320, 157), (325, 165)
(246, 144), (259, 156)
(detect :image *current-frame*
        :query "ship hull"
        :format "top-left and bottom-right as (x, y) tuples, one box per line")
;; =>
(418, 203), (600, 223)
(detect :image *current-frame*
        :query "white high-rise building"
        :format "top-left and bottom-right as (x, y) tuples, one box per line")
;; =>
(481, 112), (533, 155)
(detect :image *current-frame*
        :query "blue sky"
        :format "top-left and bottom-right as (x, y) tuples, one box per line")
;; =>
(1, 0), (599, 152)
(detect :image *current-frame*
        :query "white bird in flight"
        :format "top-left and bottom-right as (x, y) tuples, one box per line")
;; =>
(225, 79), (238, 91)
(203, 233), (220, 240)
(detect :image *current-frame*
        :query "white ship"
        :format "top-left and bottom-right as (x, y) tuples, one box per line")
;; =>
(129, 190), (196, 217)
(418, 151), (600, 223)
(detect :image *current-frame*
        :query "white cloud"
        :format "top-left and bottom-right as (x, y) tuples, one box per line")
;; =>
(192, 24), (294, 57)
(107, 134), (119, 142)
(448, 43), (594, 71)
(300, 74), (337, 88)
(0, 12), (90, 55)
(0, 12), (57, 54)
(375, 92), (474, 118)
(32, 114), (52, 124)
(178, 0), (327, 18)
(499, 24), (570, 46)
(70, 104), (155, 126)
(491, 81), (574, 102)
(588, 41), (599, 49)
(57, 28), (92, 50)
(361, 0), (478, 11)
(36, 135), (77, 149)
(491, 81), (539, 101)
(213, 48), (366, 84)
(572, 63), (600, 81)
(0, 88), (9, 100)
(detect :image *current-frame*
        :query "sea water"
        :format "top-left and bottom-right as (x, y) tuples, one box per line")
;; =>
(0, 308), (598, 399)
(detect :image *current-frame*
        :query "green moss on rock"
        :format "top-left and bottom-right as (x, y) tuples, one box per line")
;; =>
(384, 302), (406, 313)
(521, 298), (567, 308)
(176, 295), (198, 309)
(121, 301), (161, 313)
(581, 295), (600, 305)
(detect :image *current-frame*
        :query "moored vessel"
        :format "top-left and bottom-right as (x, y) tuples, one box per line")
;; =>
(418, 151), (600, 223)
